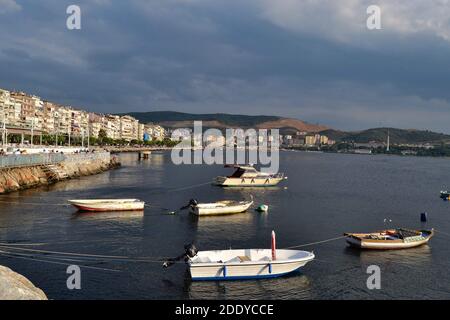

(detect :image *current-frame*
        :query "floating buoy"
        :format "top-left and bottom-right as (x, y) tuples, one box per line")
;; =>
(256, 204), (268, 212)
(420, 212), (428, 222)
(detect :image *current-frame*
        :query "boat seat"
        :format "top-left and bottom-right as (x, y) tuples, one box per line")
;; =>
(258, 256), (271, 261)
(225, 257), (241, 263)
(238, 256), (251, 262)
(196, 257), (212, 263)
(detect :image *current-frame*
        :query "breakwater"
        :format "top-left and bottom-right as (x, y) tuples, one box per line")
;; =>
(0, 152), (120, 194)
(0, 266), (47, 300)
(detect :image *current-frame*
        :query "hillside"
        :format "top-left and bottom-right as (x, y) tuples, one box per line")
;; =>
(321, 128), (450, 144)
(124, 111), (328, 133)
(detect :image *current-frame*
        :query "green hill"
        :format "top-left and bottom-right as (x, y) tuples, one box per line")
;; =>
(124, 111), (280, 128)
(321, 128), (450, 144)
(122, 111), (328, 132)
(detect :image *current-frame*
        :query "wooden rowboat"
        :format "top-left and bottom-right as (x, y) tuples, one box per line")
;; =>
(68, 199), (145, 212)
(189, 199), (253, 216)
(344, 228), (434, 250)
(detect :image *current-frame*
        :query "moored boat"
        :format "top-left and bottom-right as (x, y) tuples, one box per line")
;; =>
(188, 198), (253, 216)
(163, 231), (315, 281)
(188, 248), (314, 280)
(214, 165), (286, 187)
(68, 199), (145, 212)
(344, 228), (434, 250)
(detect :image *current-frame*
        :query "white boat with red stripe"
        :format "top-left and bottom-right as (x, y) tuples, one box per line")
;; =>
(68, 199), (145, 212)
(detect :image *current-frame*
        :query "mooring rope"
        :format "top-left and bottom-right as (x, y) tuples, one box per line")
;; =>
(433, 229), (450, 237)
(0, 199), (69, 206)
(284, 235), (346, 249)
(0, 251), (122, 272)
(0, 244), (179, 264)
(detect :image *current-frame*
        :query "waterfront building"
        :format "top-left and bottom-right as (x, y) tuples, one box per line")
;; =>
(54, 106), (72, 135)
(0, 89), (21, 125)
(305, 135), (316, 146)
(138, 123), (144, 141)
(89, 113), (104, 138)
(10, 92), (35, 125)
(120, 115), (139, 141)
(144, 123), (166, 141)
(42, 101), (57, 133)
(320, 135), (329, 145)
(104, 115), (121, 140)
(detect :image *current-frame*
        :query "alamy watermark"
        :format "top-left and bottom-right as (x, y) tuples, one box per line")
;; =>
(367, 5), (381, 30)
(66, 265), (81, 290)
(170, 121), (280, 174)
(66, 5), (81, 30)
(366, 265), (381, 290)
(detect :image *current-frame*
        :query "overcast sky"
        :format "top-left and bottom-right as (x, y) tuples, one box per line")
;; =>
(1, 0), (450, 132)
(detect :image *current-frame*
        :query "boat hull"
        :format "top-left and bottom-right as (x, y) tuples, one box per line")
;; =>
(188, 249), (314, 281)
(68, 199), (145, 212)
(345, 230), (434, 250)
(214, 177), (284, 187)
(190, 201), (253, 216)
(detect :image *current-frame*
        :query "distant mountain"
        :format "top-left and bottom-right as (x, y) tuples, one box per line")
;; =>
(321, 128), (450, 144)
(124, 111), (328, 133)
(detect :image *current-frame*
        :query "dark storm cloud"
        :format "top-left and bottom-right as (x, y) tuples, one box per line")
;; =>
(1, 0), (450, 132)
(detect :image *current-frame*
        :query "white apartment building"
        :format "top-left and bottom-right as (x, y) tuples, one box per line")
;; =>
(104, 115), (121, 140)
(120, 115), (139, 141)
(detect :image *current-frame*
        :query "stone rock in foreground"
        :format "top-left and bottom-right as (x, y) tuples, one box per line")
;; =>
(0, 266), (47, 300)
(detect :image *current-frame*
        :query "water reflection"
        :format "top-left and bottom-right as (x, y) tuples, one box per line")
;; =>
(344, 245), (433, 267)
(186, 271), (313, 299)
(71, 210), (144, 221)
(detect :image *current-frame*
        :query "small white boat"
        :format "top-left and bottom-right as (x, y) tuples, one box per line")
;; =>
(189, 198), (253, 216)
(188, 249), (314, 280)
(163, 231), (314, 281)
(214, 165), (286, 187)
(68, 199), (145, 212)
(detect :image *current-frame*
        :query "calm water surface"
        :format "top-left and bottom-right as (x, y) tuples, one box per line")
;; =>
(1, 151), (450, 299)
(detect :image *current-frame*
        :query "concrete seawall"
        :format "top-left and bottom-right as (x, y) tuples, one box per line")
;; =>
(0, 152), (120, 194)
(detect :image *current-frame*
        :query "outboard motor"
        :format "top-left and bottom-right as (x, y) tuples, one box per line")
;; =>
(188, 199), (198, 207)
(179, 199), (198, 211)
(184, 243), (198, 258)
(163, 242), (199, 268)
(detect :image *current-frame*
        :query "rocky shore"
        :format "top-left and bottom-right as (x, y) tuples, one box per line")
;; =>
(0, 152), (120, 194)
(0, 266), (47, 300)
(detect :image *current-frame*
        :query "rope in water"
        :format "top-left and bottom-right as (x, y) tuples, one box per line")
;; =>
(0, 251), (122, 272)
(0, 199), (69, 206)
(0, 234), (349, 265)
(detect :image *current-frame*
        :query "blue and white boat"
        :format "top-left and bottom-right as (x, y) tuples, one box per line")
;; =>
(188, 248), (314, 281)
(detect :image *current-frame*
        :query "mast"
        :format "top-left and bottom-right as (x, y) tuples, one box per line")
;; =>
(386, 128), (390, 152)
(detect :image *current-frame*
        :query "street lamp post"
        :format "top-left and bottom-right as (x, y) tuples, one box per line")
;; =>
(54, 116), (58, 148)
(31, 118), (34, 146)
(2, 108), (5, 147)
